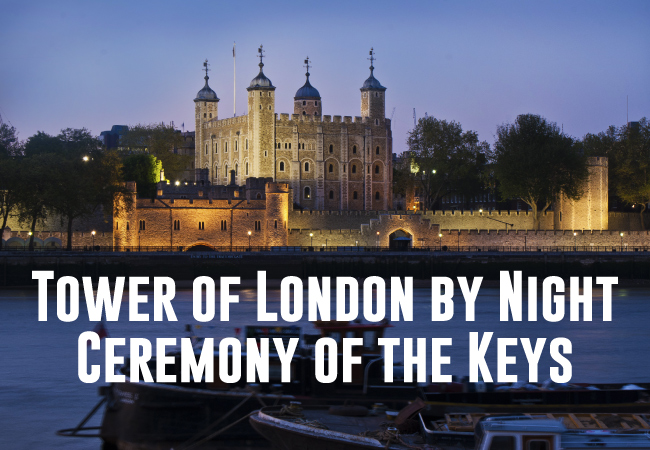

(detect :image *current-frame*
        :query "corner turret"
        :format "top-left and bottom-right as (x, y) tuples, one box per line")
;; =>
(360, 48), (386, 122)
(294, 57), (322, 116)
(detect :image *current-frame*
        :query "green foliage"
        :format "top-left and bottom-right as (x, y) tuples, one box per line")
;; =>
(14, 128), (130, 249)
(122, 153), (162, 198)
(493, 114), (589, 229)
(405, 116), (490, 209)
(120, 123), (190, 181)
(0, 117), (21, 158)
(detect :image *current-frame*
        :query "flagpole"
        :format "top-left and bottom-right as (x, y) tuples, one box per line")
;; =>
(233, 42), (236, 117)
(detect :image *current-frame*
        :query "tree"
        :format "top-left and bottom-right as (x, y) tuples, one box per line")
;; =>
(610, 118), (650, 229)
(493, 114), (589, 230)
(122, 153), (163, 198)
(0, 116), (21, 157)
(120, 123), (189, 182)
(405, 116), (490, 210)
(14, 154), (54, 250)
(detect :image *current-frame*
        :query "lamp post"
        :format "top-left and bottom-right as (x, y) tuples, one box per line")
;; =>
(620, 232), (624, 250)
(376, 231), (380, 248)
(438, 233), (442, 248)
(309, 232), (313, 247)
(248, 230), (252, 250)
(92, 230), (96, 251)
(573, 232), (577, 251)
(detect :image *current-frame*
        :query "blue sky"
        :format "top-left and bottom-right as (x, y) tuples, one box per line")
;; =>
(1, 0), (648, 153)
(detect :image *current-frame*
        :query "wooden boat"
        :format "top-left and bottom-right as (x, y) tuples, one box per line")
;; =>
(250, 403), (650, 450)
(60, 321), (420, 450)
(421, 385), (650, 415)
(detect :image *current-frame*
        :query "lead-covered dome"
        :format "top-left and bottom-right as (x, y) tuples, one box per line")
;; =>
(295, 73), (320, 99)
(195, 77), (219, 101)
(249, 63), (275, 89)
(361, 66), (386, 91)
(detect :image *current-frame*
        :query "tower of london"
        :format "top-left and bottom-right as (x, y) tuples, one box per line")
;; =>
(194, 47), (393, 211)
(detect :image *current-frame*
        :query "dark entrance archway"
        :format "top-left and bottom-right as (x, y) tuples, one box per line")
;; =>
(389, 229), (412, 251)
(186, 244), (216, 252)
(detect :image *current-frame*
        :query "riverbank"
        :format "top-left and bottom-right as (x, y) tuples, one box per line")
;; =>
(3, 250), (650, 286)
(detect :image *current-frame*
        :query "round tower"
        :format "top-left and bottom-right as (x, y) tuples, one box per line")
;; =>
(246, 45), (276, 179)
(360, 48), (386, 121)
(194, 60), (219, 176)
(294, 57), (322, 116)
(264, 182), (290, 246)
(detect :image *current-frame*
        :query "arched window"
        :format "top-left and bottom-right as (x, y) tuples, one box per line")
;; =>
(329, 164), (333, 173)
(304, 162), (310, 172)
(375, 191), (380, 200)
(235, 140), (238, 151)
(245, 162), (249, 176)
(279, 161), (285, 171)
(352, 164), (356, 173)
(376, 146), (380, 155)
(205, 143), (208, 155)
(375, 165), (380, 174)
(304, 186), (311, 199)
(353, 191), (358, 200)
(225, 142), (228, 153)
(224, 164), (228, 180)
(235, 163), (238, 175)
(215, 143), (218, 153)
(215, 165), (219, 180)
(352, 145), (357, 154)
(329, 190), (334, 199)
(284, 143), (288, 149)
(303, 100), (306, 105)
(256, 193), (262, 199)
(329, 144), (333, 153)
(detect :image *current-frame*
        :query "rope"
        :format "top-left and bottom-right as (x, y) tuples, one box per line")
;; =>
(292, 418), (329, 430)
(178, 411), (256, 450)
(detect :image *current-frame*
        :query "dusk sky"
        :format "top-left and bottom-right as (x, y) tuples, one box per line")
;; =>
(1, 0), (648, 154)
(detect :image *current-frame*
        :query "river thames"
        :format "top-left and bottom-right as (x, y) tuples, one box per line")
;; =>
(1, 282), (649, 449)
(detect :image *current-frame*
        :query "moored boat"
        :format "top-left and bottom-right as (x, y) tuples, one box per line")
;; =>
(250, 403), (650, 450)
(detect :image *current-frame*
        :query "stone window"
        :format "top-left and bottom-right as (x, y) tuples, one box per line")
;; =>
(343, 165), (346, 173)
(375, 119), (379, 125)
(352, 145), (357, 154)
(198, 222), (205, 230)
(274, 220), (278, 229)
(304, 162), (310, 172)
(225, 142), (228, 153)
(215, 165), (219, 179)
(279, 161), (285, 171)
(246, 162), (249, 176)
(235, 163), (238, 176)
(375, 191), (380, 200)
(126, 221), (129, 231)
(352, 164), (356, 174)
(289, 143), (292, 149)
(301, 143), (305, 149)
(256, 193), (262, 199)
(375, 165), (380, 174)
(246, 139), (248, 149)
(329, 190), (334, 199)
(363, 93), (367, 98)
(235, 140), (238, 151)
(315, 101), (318, 106)
(220, 220), (227, 231)
(304, 186), (311, 199)
(215, 143), (218, 153)
(329, 144), (333, 154)
(205, 144), (208, 155)
(303, 101), (306, 105)
(303, 111), (306, 115)
(173, 220), (180, 230)
(204, 113), (206, 118)
(254, 220), (261, 231)
(259, 105), (262, 110)
(376, 146), (380, 155)
(139, 220), (145, 231)
(329, 164), (333, 173)
(367, 166), (370, 174)
(353, 191), (358, 200)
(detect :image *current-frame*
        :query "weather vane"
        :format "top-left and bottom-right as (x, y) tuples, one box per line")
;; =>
(368, 47), (375, 68)
(304, 56), (311, 75)
(203, 59), (210, 78)
(258, 45), (265, 65)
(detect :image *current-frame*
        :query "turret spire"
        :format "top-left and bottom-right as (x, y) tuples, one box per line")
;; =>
(203, 59), (210, 81)
(258, 45), (265, 69)
(368, 48), (375, 76)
